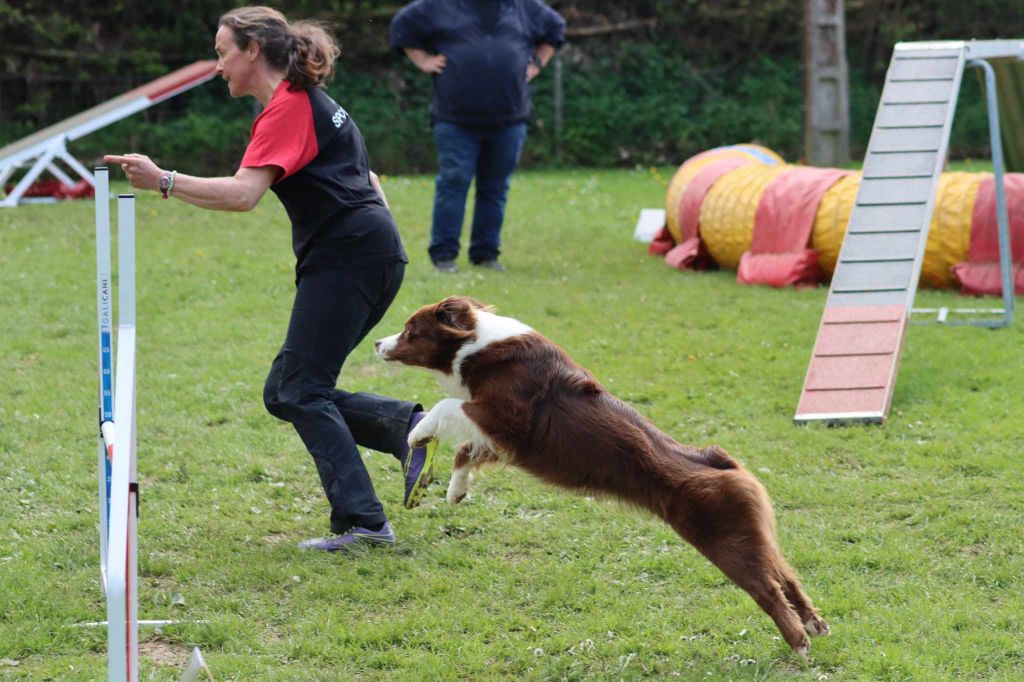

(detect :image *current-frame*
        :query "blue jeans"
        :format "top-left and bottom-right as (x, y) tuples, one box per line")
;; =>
(429, 121), (528, 264)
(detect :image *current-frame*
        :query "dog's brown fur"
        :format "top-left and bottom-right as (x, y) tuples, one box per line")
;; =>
(377, 296), (828, 655)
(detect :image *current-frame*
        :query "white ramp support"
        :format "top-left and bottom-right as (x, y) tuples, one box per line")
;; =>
(0, 61), (216, 208)
(912, 56), (1015, 328)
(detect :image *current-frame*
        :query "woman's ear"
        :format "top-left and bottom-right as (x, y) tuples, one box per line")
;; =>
(247, 40), (260, 61)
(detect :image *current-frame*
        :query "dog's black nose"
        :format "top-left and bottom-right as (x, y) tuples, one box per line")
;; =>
(374, 340), (381, 350)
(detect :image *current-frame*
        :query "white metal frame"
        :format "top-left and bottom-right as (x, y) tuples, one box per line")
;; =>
(0, 135), (100, 208)
(911, 49), (1017, 328)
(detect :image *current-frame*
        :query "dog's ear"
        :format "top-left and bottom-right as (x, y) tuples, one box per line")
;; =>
(463, 297), (495, 313)
(435, 296), (480, 333)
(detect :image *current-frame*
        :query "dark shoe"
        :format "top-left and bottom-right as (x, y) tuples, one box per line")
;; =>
(402, 412), (437, 509)
(433, 259), (458, 274)
(472, 259), (506, 272)
(298, 521), (396, 551)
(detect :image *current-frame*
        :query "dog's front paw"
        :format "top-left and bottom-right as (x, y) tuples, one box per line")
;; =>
(407, 418), (435, 449)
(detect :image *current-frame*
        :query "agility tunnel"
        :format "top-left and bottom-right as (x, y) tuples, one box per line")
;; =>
(651, 144), (1024, 295)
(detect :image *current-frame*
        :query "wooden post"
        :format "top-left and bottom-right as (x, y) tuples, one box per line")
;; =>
(803, 0), (850, 166)
(554, 52), (563, 162)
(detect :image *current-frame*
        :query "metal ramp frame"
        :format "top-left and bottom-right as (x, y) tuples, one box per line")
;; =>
(0, 61), (216, 208)
(795, 40), (1023, 425)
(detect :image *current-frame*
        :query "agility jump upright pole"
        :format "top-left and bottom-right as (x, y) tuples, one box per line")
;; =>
(100, 189), (140, 682)
(95, 167), (113, 591)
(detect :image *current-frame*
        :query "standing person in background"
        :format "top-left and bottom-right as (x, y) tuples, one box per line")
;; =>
(105, 6), (437, 552)
(389, 0), (566, 273)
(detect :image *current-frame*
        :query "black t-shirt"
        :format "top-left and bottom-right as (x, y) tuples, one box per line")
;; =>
(241, 81), (408, 272)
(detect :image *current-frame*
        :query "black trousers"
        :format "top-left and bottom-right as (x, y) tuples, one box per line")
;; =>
(263, 260), (418, 534)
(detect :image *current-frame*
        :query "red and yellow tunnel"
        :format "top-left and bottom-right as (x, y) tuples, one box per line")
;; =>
(653, 145), (1024, 294)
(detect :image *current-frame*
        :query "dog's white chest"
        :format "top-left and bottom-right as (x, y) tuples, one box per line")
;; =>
(431, 369), (471, 400)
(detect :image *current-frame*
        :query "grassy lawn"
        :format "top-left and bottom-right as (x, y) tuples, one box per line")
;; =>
(1, 165), (1022, 680)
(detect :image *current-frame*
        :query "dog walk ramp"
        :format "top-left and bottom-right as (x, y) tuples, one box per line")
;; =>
(794, 43), (968, 424)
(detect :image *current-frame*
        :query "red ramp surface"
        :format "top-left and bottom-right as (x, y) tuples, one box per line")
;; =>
(795, 305), (908, 421)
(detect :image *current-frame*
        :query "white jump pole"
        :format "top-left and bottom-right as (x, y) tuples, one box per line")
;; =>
(93, 185), (206, 680)
(95, 167), (113, 592)
(106, 193), (139, 681)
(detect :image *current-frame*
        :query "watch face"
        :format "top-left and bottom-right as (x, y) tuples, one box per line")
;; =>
(159, 175), (170, 190)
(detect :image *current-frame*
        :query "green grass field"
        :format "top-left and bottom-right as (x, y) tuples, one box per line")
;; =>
(1, 166), (1022, 680)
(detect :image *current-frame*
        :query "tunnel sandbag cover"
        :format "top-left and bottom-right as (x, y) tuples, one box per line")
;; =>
(737, 167), (852, 287)
(666, 157), (754, 270)
(951, 174), (1024, 295)
(663, 144), (784, 243)
(700, 163), (791, 270)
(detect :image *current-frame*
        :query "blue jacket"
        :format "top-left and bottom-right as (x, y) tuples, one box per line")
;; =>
(389, 0), (566, 127)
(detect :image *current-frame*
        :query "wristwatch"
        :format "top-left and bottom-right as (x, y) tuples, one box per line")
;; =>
(530, 54), (544, 69)
(158, 171), (176, 199)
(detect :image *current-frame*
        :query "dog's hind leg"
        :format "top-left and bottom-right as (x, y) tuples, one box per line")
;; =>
(448, 443), (501, 505)
(777, 568), (829, 637)
(448, 444), (473, 504)
(703, 540), (811, 656)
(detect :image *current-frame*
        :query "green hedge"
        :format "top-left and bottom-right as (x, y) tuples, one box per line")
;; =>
(36, 42), (1001, 177)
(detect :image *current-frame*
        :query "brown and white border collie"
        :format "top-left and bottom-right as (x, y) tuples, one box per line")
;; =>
(375, 296), (828, 656)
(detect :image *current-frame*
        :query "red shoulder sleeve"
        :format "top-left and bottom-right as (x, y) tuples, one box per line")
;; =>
(240, 87), (318, 182)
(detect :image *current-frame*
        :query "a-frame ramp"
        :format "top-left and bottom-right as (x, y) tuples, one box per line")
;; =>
(795, 40), (1022, 425)
(0, 61), (216, 208)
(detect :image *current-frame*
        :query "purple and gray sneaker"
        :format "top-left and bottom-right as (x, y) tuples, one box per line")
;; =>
(400, 411), (437, 509)
(297, 521), (396, 551)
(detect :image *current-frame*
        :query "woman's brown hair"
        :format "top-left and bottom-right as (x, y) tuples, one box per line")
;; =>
(219, 6), (340, 90)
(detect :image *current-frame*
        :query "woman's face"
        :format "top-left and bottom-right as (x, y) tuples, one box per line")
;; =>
(214, 25), (255, 98)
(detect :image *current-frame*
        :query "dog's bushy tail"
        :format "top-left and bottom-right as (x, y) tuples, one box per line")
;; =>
(686, 445), (739, 470)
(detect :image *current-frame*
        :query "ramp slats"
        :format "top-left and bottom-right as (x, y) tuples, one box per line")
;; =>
(816, 321), (903, 355)
(842, 232), (921, 260)
(858, 177), (936, 203)
(883, 80), (959, 103)
(795, 45), (967, 424)
(876, 103), (950, 127)
(832, 261), (917, 290)
(827, 291), (909, 307)
(871, 127), (945, 152)
(848, 203), (929, 229)
(863, 151), (940, 177)
(890, 58), (959, 79)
